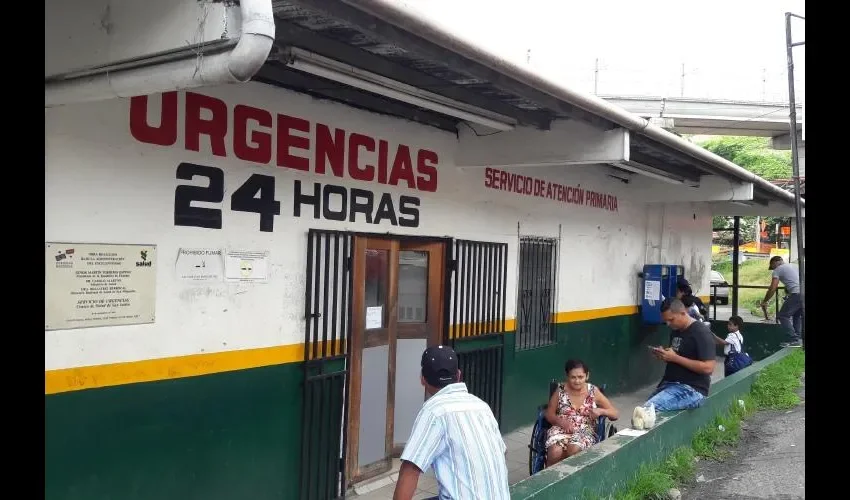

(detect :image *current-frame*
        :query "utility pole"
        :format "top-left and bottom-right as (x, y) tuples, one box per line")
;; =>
(784, 11), (805, 347)
(732, 216), (740, 318)
(680, 63), (685, 97)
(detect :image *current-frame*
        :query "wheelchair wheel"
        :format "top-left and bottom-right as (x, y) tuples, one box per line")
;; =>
(528, 417), (546, 476)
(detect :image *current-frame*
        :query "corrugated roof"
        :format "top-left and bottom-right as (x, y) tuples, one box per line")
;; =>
(260, 0), (802, 208)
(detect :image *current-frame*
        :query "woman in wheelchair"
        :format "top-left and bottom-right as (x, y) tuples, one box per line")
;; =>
(544, 359), (619, 466)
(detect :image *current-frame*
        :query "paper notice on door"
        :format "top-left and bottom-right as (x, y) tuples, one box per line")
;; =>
(366, 306), (383, 329)
(644, 280), (661, 301)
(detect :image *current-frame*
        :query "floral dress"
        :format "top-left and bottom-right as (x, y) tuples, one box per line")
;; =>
(544, 383), (598, 452)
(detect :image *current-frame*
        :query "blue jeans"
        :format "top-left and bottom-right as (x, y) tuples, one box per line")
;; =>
(646, 382), (705, 412)
(778, 293), (803, 342)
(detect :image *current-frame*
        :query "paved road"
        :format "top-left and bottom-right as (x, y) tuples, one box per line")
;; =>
(683, 376), (805, 500)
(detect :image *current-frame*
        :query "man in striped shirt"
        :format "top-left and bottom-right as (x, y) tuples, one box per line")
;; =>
(393, 345), (510, 500)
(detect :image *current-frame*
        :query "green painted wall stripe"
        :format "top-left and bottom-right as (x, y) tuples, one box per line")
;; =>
(45, 310), (673, 500)
(46, 362), (305, 500)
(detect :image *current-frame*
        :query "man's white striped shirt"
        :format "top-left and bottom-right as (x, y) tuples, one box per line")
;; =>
(400, 383), (510, 500)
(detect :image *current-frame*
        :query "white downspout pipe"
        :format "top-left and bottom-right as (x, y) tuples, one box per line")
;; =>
(45, 0), (275, 108)
(343, 0), (803, 207)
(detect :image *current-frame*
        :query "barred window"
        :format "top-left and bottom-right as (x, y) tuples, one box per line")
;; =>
(516, 237), (558, 350)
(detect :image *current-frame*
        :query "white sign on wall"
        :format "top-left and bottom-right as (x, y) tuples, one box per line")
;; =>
(644, 280), (661, 301)
(45, 242), (157, 330)
(176, 248), (223, 282)
(224, 250), (270, 282)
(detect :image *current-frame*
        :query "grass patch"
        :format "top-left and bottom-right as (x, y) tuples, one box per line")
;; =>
(659, 447), (696, 485)
(750, 349), (805, 410)
(691, 411), (742, 460)
(614, 465), (676, 500)
(608, 349), (804, 499)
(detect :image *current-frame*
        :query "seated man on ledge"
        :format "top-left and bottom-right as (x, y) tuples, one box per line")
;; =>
(645, 298), (716, 412)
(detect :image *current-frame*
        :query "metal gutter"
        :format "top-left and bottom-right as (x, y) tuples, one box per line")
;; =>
(45, 0), (275, 108)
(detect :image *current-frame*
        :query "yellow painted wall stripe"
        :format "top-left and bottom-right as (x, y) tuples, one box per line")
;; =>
(448, 319), (516, 339)
(552, 305), (638, 323)
(46, 344), (305, 396)
(45, 304), (638, 395)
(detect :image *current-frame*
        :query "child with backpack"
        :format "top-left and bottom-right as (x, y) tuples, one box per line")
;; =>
(712, 316), (753, 376)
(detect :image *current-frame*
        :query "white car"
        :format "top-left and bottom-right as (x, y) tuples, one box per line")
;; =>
(710, 270), (730, 305)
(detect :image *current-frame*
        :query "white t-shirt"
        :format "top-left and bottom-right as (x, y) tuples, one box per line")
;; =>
(724, 331), (743, 355)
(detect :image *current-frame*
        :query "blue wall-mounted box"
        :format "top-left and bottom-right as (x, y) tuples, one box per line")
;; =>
(642, 264), (669, 324)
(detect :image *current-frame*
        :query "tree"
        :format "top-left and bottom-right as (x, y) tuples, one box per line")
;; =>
(697, 136), (792, 181)
(698, 137), (792, 247)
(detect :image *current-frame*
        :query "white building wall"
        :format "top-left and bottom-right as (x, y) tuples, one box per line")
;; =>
(45, 82), (712, 370)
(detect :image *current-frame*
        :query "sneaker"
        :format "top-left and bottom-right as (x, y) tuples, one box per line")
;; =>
(780, 340), (803, 348)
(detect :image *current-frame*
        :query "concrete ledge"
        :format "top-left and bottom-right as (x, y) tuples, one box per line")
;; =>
(510, 348), (795, 499)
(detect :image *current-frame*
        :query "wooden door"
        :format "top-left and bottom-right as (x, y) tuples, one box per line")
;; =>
(348, 237), (398, 484)
(392, 241), (445, 455)
(347, 238), (446, 484)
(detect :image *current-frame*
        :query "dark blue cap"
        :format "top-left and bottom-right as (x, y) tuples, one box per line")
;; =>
(421, 345), (459, 388)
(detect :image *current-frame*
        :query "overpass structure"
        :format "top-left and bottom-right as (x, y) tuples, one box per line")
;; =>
(602, 95), (805, 179)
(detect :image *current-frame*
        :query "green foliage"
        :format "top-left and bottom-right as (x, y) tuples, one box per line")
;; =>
(750, 349), (805, 410)
(701, 137), (793, 245)
(697, 136), (792, 181)
(614, 465), (676, 500)
(712, 215), (729, 230)
(698, 136), (792, 244)
(660, 447), (696, 485)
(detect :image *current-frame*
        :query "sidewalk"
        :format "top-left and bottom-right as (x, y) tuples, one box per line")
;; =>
(709, 304), (771, 324)
(683, 373), (805, 499)
(349, 358), (726, 499)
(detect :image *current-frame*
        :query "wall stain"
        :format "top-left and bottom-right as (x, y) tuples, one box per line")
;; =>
(99, 4), (113, 35)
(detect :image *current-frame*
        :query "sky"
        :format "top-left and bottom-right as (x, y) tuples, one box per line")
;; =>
(390, 0), (805, 103)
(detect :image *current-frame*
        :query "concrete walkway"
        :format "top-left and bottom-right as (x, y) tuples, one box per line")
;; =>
(683, 374), (805, 499)
(708, 304), (772, 324)
(349, 358), (726, 499)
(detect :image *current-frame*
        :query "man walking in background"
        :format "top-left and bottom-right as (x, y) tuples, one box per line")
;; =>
(761, 256), (802, 347)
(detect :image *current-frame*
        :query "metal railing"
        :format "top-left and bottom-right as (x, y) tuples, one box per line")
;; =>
(456, 344), (504, 423)
(448, 239), (508, 425)
(300, 229), (354, 500)
(449, 239), (508, 340)
(708, 283), (785, 323)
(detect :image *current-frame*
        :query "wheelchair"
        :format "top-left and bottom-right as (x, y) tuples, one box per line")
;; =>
(528, 379), (619, 475)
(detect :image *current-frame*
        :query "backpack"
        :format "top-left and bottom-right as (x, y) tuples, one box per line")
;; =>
(724, 332), (753, 376)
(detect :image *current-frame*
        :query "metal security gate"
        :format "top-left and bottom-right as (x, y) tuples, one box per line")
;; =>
(446, 239), (508, 424)
(300, 229), (354, 500)
(516, 237), (558, 350)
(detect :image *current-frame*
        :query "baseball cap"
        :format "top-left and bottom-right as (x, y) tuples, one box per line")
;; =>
(421, 345), (459, 388)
